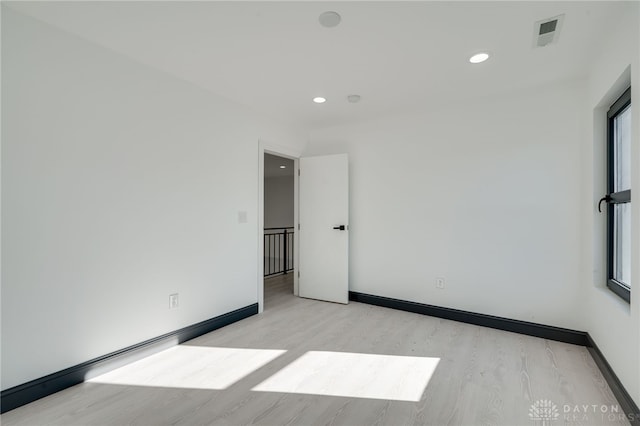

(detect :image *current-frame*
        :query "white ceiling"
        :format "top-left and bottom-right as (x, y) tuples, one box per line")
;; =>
(6, 1), (629, 130)
(265, 153), (295, 178)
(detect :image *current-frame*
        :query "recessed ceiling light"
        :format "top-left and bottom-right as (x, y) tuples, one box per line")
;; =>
(347, 94), (361, 103)
(319, 11), (341, 28)
(313, 97), (326, 104)
(469, 53), (490, 64)
(279, 165), (286, 169)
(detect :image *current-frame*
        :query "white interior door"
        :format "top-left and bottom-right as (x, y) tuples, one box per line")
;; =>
(299, 154), (349, 304)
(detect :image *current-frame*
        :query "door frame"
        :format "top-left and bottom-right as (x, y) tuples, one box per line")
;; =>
(258, 139), (300, 313)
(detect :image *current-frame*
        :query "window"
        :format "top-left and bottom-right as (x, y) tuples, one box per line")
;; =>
(602, 87), (631, 302)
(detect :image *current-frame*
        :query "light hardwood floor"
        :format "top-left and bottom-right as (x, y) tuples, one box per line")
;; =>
(2, 274), (629, 425)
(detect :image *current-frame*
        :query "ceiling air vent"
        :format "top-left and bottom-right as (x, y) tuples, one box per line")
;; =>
(533, 14), (564, 47)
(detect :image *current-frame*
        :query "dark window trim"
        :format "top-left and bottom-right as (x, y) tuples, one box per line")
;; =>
(606, 87), (631, 303)
(607, 278), (631, 303)
(607, 88), (631, 121)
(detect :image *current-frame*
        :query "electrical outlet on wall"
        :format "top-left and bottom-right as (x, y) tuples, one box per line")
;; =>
(435, 278), (445, 289)
(169, 293), (179, 309)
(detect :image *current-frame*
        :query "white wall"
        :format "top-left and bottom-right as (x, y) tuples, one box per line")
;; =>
(581, 3), (639, 405)
(264, 176), (294, 229)
(1, 8), (303, 390)
(4, 2), (638, 408)
(306, 80), (586, 331)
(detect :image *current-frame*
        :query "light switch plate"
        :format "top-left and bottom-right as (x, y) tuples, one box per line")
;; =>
(169, 293), (179, 309)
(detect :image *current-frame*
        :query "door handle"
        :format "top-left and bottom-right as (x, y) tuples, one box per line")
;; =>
(598, 195), (611, 213)
(333, 225), (346, 231)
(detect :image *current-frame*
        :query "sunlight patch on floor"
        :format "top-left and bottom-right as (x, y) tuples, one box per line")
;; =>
(89, 346), (286, 390)
(252, 351), (439, 401)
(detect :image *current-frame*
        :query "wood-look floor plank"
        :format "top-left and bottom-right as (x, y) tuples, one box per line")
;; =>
(1, 274), (630, 425)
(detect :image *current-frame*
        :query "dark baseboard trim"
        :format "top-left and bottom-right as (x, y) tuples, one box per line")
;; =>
(349, 291), (588, 345)
(586, 334), (640, 426)
(349, 291), (640, 424)
(1, 303), (258, 414)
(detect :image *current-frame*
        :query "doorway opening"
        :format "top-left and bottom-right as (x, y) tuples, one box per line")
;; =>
(263, 153), (295, 311)
(258, 145), (348, 311)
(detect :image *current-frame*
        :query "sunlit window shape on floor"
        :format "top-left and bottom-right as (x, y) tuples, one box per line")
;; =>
(89, 346), (286, 390)
(252, 351), (440, 401)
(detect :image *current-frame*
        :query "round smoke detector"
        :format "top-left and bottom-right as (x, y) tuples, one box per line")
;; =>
(319, 11), (341, 28)
(347, 94), (361, 103)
